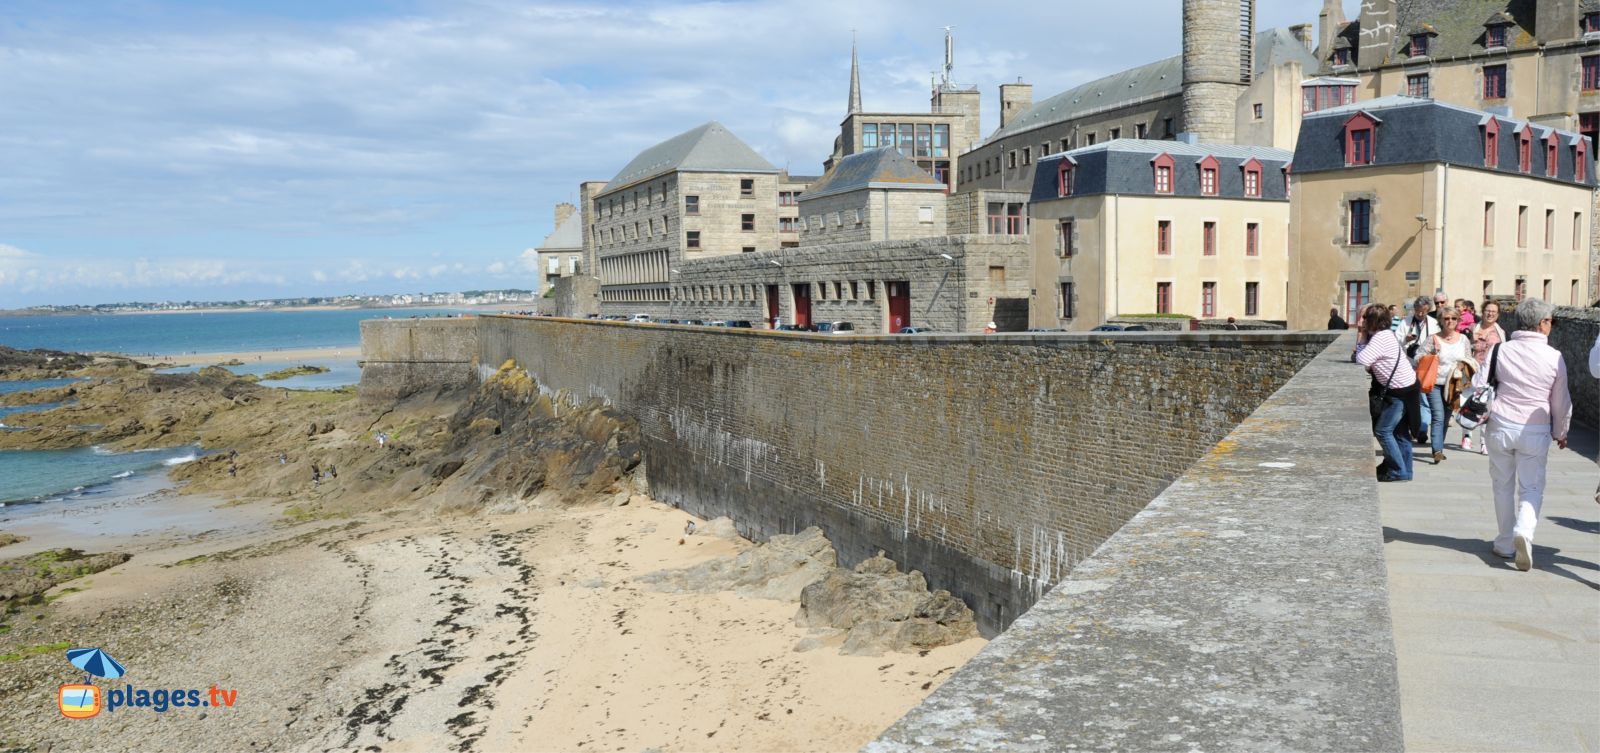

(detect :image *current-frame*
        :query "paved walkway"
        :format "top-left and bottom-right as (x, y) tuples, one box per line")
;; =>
(1381, 425), (1600, 752)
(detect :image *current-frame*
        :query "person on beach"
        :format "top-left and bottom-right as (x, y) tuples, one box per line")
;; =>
(1465, 300), (1507, 453)
(1357, 305), (1420, 482)
(1416, 306), (1472, 463)
(684, 520), (697, 536)
(279, 452), (287, 465)
(1472, 298), (1571, 571)
(328, 464), (337, 479)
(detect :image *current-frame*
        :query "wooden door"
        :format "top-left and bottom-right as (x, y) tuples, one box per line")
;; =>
(887, 281), (910, 332)
(792, 283), (811, 328)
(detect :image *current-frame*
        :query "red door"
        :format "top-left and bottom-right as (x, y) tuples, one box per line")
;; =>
(792, 283), (812, 328)
(887, 281), (910, 332)
(766, 284), (780, 328)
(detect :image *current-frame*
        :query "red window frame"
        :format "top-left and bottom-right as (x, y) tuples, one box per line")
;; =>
(1345, 280), (1370, 325)
(1586, 12), (1600, 33)
(1059, 220), (1075, 257)
(1349, 199), (1371, 245)
(1483, 64), (1507, 98)
(1343, 112), (1377, 166)
(1241, 158), (1262, 197)
(1411, 34), (1429, 56)
(1246, 222), (1259, 256)
(1245, 281), (1259, 317)
(1157, 220), (1172, 255)
(1406, 74), (1429, 97)
(1487, 26), (1505, 48)
(1283, 163), (1292, 199)
(1056, 161), (1074, 197)
(1201, 282), (1216, 317)
(1203, 221), (1217, 256)
(1545, 131), (1559, 178)
(1577, 140), (1589, 183)
(1517, 125), (1532, 172)
(1198, 155), (1220, 195)
(1156, 282), (1172, 314)
(1483, 117), (1500, 167)
(1152, 153), (1175, 194)
(1585, 56), (1600, 91)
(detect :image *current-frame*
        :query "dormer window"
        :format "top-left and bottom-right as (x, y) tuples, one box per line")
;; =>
(1545, 131), (1560, 178)
(1152, 153), (1175, 194)
(1585, 12), (1600, 33)
(1241, 158), (1262, 197)
(1056, 160), (1075, 197)
(1486, 25), (1506, 48)
(1517, 125), (1533, 173)
(1343, 112), (1378, 166)
(1283, 164), (1292, 200)
(1332, 48), (1352, 66)
(1576, 139), (1589, 183)
(1483, 117), (1500, 168)
(1410, 34), (1429, 56)
(1198, 156), (1220, 195)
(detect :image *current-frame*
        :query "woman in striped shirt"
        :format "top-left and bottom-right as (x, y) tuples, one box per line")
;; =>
(1357, 305), (1421, 482)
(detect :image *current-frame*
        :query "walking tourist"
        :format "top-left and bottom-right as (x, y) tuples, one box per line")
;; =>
(1416, 306), (1472, 463)
(1472, 298), (1571, 571)
(1430, 292), (1449, 324)
(1399, 296), (1438, 437)
(1455, 299), (1476, 335)
(1464, 301), (1507, 452)
(1591, 331), (1599, 505)
(1357, 305), (1420, 482)
(1388, 304), (1401, 331)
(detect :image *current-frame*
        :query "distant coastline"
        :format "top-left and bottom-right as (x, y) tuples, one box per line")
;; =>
(2, 302), (531, 318)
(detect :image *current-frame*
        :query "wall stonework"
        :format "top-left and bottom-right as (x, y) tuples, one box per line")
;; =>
(472, 316), (1331, 633)
(1552, 306), (1599, 430)
(358, 318), (479, 401)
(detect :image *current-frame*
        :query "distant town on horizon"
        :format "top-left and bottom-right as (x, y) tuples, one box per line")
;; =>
(3, 289), (538, 316)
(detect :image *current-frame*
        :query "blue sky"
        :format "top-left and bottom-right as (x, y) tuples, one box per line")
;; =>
(0, 0), (1324, 307)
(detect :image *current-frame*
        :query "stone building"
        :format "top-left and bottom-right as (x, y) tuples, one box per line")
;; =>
(1288, 96), (1595, 330)
(533, 202), (583, 295)
(824, 32), (981, 188)
(666, 235), (1032, 333)
(798, 148), (948, 247)
(585, 121), (801, 316)
(1311, 0), (1599, 297)
(1028, 139), (1293, 330)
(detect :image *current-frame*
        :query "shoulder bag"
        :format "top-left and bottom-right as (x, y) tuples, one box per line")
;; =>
(1455, 344), (1499, 431)
(1415, 335), (1440, 392)
(1369, 332), (1404, 423)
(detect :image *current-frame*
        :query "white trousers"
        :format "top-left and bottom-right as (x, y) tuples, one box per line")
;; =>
(1485, 418), (1552, 552)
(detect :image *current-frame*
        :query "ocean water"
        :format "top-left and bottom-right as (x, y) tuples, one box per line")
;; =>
(0, 307), (471, 356)
(0, 444), (201, 506)
(159, 357), (362, 390)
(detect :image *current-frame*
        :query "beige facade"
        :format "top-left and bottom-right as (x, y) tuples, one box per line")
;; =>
(1288, 163), (1593, 329)
(1029, 194), (1290, 330)
(798, 188), (947, 247)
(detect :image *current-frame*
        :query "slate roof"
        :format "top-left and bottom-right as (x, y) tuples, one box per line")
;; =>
(535, 211), (583, 253)
(1293, 95), (1595, 186)
(1031, 139), (1293, 202)
(1375, 0), (1540, 63)
(988, 28), (1319, 143)
(800, 148), (944, 201)
(601, 121), (777, 195)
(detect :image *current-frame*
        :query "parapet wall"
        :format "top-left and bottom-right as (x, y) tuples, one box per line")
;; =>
(358, 318), (478, 401)
(475, 315), (1333, 634)
(1552, 306), (1598, 429)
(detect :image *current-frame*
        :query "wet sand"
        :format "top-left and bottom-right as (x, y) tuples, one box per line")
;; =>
(147, 346), (359, 368)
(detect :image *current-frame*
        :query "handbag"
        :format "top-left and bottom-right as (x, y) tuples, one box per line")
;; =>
(1455, 344), (1499, 431)
(1415, 335), (1440, 393)
(1368, 332), (1404, 422)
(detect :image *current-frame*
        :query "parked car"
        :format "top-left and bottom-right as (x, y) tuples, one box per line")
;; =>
(815, 321), (855, 334)
(1123, 324), (1150, 331)
(727, 320), (754, 328)
(705, 320), (730, 327)
(775, 324), (804, 332)
(629, 314), (652, 323)
(897, 326), (933, 334)
(1025, 327), (1067, 333)
(1090, 324), (1124, 332)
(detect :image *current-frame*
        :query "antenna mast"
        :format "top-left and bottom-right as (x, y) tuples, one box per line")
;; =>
(941, 26), (954, 89)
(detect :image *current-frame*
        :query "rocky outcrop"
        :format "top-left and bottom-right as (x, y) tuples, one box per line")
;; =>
(0, 549), (131, 606)
(795, 553), (977, 656)
(0, 345), (97, 379)
(638, 527), (836, 601)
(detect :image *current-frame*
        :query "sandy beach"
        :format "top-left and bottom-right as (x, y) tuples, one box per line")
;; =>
(151, 345), (360, 367)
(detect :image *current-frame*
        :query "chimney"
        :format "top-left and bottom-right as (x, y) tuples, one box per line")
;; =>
(999, 80), (1033, 129)
(554, 202), (576, 226)
(1357, 0), (1397, 68)
(1535, 0), (1579, 44)
(1289, 23), (1313, 50)
(1317, 0), (1345, 64)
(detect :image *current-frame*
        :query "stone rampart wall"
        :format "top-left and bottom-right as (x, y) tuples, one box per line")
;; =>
(1553, 306), (1598, 429)
(475, 315), (1332, 634)
(358, 318), (478, 401)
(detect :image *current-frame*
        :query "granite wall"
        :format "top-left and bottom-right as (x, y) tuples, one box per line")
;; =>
(358, 318), (478, 402)
(473, 315), (1333, 634)
(1552, 305), (1599, 429)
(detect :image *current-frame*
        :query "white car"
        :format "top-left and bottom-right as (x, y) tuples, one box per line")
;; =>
(628, 314), (652, 323)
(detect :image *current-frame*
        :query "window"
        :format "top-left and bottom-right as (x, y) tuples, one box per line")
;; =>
(1545, 209), (1554, 249)
(851, 210), (862, 225)
(1006, 203), (1025, 235)
(1515, 277), (1526, 301)
(1203, 221), (1217, 256)
(1057, 161), (1074, 197)
(685, 195), (699, 215)
(1483, 280), (1494, 299)
(1483, 117), (1500, 167)
(862, 123), (878, 149)
(1586, 57), (1600, 91)
(850, 281), (859, 299)
(1586, 12), (1600, 33)
(1041, 142), (1052, 158)
(1407, 74), (1430, 98)
(779, 217), (795, 232)
(1486, 25), (1506, 48)
(1517, 205), (1528, 247)
(1245, 282), (1259, 316)
(918, 206), (934, 223)
(778, 191), (797, 206)
(1348, 199), (1371, 245)
(1242, 159), (1261, 197)
(1410, 34), (1430, 57)
(1345, 280), (1370, 324)
(880, 124), (896, 151)
(741, 213), (755, 231)
(1157, 220), (1172, 255)
(1345, 113), (1376, 165)
(1153, 153), (1174, 193)
(1517, 126), (1532, 172)
(740, 179), (754, 196)
(1201, 282), (1217, 317)
(866, 281), (876, 300)
(1163, 118), (1174, 137)
(1059, 219), (1075, 257)
(1484, 201), (1495, 245)
(898, 123), (914, 153)
(1582, 113), (1599, 153)
(1577, 140), (1590, 182)
(742, 246), (755, 254)
(1545, 133), (1559, 178)
(1246, 222), (1259, 256)
(1542, 279), (1552, 301)
(1199, 156), (1219, 194)
(915, 124), (932, 158)
(1156, 282), (1172, 314)
(1109, 127), (1121, 140)
(686, 231), (701, 249)
(933, 124), (949, 157)
(1021, 147), (1032, 166)
(1086, 132), (1097, 146)
(1332, 48), (1351, 66)
(1483, 64), (1507, 99)
(987, 202), (1004, 234)
(1008, 151), (1017, 169)
(1253, 103), (1263, 119)
(1135, 122), (1147, 139)
(1060, 282), (1075, 319)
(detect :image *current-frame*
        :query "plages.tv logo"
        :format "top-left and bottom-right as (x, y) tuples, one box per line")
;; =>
(58, 647), (240, 719)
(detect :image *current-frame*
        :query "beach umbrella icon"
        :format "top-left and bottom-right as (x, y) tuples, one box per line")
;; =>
(66, 648), (126, 679)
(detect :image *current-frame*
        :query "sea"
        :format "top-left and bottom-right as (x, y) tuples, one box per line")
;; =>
(0, 307), (474, 508)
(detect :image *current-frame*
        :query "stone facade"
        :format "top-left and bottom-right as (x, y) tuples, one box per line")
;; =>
(357, 318), (479, 402)
(469, 315), (1333, 633)
(667, 235), (1031, 333)
(797, 187), (947, 247)
(1551, 305), (1599, 430)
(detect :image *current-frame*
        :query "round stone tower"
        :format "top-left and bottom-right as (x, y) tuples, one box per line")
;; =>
(1182, 0), (1254, 144)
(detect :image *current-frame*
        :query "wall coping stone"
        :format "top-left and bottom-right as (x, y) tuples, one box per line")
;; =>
(867, 332), (1404, 752)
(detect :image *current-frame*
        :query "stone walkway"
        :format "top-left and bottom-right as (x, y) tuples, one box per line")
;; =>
(1381, 425), (1600, 752)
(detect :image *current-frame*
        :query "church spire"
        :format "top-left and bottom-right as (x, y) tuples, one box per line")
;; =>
(848, 32), (862, 114)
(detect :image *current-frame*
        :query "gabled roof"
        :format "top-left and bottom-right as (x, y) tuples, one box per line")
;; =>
(1033, 139), (1293, 202)
(601, 121), (777, 195)
(987, 28), (1318, 143)
(799, 148), (944, 201)
(535, 211), (583, 253)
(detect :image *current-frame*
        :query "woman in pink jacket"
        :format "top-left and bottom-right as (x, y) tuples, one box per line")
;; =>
(1471, 298), (1572, 571)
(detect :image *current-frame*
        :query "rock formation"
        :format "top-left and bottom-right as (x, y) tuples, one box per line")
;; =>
(795, 552), (977, 656)
(638, 527), (837, 600)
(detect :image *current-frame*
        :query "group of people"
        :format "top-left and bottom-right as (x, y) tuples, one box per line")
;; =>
(1355, 293), (1592, 572)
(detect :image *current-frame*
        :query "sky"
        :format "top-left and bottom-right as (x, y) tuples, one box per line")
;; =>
(0, 0), (1326, 307)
